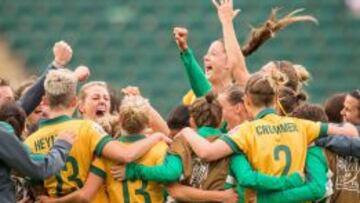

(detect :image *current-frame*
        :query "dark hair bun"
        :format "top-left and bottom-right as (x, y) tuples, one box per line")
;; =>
(296, 91), (308, 102)
(205, 92), (217, 104)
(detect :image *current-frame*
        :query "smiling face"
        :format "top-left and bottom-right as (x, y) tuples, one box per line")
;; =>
(78, 84), (110, 121)
(341, 94), (360, 125)
(203, 40), (230, 83)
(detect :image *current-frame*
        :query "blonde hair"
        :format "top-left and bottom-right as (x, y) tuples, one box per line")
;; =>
(272, 61), (310, 91)
(78, 81), (108, 102)
(245, 70), (288, 107)
(44, 69), (77, 109)
(120, 106), (149, 135)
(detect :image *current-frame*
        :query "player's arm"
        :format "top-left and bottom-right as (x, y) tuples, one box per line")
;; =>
(0, 130), (73, 179)
(101, 133), (172, 163)
(327, 122), (359, 137)
(316, 136), (360, 158)
(121, 86), (170, 135)
(167, 183), (238, 202)
(178, 127), (233, 161)
(115, 153), (183, 183)
(258, 147), (328, 203)
(38, 172), (104, 203)
(173, 27), (212, 97)
(17, 41), (72, 116)
(214, 0), (249, 87)
(230, 154), (304, 191)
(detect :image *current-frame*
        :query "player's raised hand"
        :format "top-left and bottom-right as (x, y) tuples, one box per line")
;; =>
(173, 27), (189, 52)
(74, 65), (90, 82)
(121, 86), (141, 96)
(213, 0), (240, 24)
(53, 40), (73, 67)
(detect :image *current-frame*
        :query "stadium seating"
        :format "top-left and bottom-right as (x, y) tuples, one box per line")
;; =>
(0, 0), (359, 114)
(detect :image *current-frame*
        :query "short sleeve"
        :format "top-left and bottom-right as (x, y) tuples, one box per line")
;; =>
(299, 119), (328, 143)
(90, 157), (107, 179)
(85, 121), (113, 156)
(220, 123), (249, 154)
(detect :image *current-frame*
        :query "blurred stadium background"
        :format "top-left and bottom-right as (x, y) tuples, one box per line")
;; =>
(0, 0), (359, 115)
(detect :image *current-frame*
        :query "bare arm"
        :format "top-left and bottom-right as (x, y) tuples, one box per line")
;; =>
(214, 0), (249, 87)
(38, 173), (104, 203)
(179, 127), (233, 161)
(146, 104), (170, 135)
(102, 133), (171, 163)
(167, 183), (238, 203)
(328, 123), (359, 137)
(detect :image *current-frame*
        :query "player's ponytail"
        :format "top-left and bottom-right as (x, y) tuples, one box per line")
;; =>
(189, 92), (222, 128)
(245, 70), (288, 108)
(277, 86), (308, 116)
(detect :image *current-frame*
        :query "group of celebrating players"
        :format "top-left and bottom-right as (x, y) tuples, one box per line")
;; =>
(0, 0), (359, 202)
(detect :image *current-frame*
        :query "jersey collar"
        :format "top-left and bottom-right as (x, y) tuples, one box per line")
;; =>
(118, 134), (146, 143)
(39, 115), (72, 128)
(255, 108), (277, 120)
(198, 126), (223, 138)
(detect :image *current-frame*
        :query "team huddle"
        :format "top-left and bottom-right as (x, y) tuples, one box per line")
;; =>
(0, 0), (359, 203)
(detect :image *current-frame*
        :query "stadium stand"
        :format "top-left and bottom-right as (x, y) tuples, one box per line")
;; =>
(0, 0), (359, 114)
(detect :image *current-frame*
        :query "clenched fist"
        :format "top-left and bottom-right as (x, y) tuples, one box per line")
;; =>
(173, 27), (189, 52)
(53, 41), (73, 67)
(74, 65), (90, 82)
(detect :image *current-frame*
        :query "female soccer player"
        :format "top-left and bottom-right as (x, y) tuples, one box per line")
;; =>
(38, 93), (169, 203)
(176, 70), (358, 201)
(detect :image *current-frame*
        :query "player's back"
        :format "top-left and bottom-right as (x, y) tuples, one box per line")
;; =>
(230, 109), (325, 176)
(25, 115), (112, 197)
(105, 135), (168, 203)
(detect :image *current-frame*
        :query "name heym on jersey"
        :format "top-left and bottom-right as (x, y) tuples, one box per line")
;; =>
(34, 135), (56, 152)
(255, 123), (298, 136)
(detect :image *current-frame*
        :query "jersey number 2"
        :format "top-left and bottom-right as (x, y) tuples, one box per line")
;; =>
(273, 145), (292, 175)
(55, 156), (83, 196)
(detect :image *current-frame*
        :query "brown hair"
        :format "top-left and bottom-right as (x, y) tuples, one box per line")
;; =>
(225, 85), (245, 105)
(324, 93), (346, 123)
(277, 86), (308, 115)
(291, 103), (329, 122)
(44, 69), (77, 109)
(245, 71), (287, 107)
(0, 102), (26, 138)
(273, 61), (310, 91)
(349, 89), (360, 119)
(189, 92), (222, 128)
(120, 107), (149, 135)
(0, 77), (10, 87)
(167, 105), (190, 130)
(14, 76), (38, 100)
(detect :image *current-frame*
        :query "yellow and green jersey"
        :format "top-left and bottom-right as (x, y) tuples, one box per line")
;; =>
(92, 134), (168, 203)
(221, 108), (328, 176)
(24, 115), (112, 201)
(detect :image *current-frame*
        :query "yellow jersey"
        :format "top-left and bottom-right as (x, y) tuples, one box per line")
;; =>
(182, 90), (197, 106)
(221, 108), (328, 176)
(24, 115), (112, 201)
(92, 134), (168, 203)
